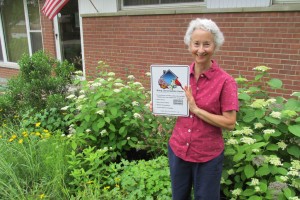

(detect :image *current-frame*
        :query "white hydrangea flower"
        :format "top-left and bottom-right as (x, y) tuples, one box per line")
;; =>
(66, 94), (76, 99)
(266, 98), (276, 104)
(252, 149), (260, 153)
(108, 72), (115, 76)
(253, 66), (271, 72)
(145, 72), (151, 77)
(74, 70), (83, 76)
(241, 127), (253, 135)
(254, 123), (264, 129)
(250, 99), (268, 108)
(132, 101), (139, 106)
(268, 155), (283, 166)
(291, 160), (300, 170)
(61, 106), (69, 111)
(232, 130), (243, 136)
(100, 129), (107, 136)
(91, 82), (102, 87)
(79, 90), (85, 94)
(280, 176), (289, 182)
(289, 197), (300, 200)
(114, 83), (125, 87)
(277, 141), (287, 150)
(226, 138), (239, 145)
(240, 137), (256, 145)
(96, 110), (105, 115)
(133, 82), (142, 86)
(270, 111), (281, 119)
(76, 105), (82, 110)
(133, 113), (142, 119)
(227, 169), (234, 175)
(254, 186), (261, 192)
(113, 89), (121, 93)
(127, 137), (130, 140)
(127, 75), (135, 80)
(78, 94), (86, 99)
(250, 178), (260, 186)
(86, 129), (91, 133)
(263, 129), (275, 135)
(107, 77), (114, 82)
(139, 87), (145, 90)
(232, 188), (242, 196)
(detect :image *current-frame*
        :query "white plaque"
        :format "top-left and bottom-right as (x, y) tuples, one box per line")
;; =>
(151, 65), (190, 116)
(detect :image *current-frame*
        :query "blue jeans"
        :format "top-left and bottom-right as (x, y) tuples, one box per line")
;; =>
(168, 144), (224, 200)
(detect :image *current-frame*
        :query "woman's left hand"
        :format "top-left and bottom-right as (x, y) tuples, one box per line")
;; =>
(184, 85), (198, 114)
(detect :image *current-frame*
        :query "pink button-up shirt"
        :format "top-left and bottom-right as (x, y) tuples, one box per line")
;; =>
(169, 60), (239, 163)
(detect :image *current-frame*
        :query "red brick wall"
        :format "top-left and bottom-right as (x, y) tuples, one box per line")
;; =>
(82, 12), (300, 97)
(0, 67), (19, 80)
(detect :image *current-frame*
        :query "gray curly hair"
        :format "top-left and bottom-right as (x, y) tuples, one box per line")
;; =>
(184, 18), (224, 52)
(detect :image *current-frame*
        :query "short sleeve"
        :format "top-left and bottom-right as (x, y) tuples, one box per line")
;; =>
(220, 77), (239, 112)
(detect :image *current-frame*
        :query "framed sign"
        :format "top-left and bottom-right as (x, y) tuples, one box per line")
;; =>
(151, 65), (190, 117)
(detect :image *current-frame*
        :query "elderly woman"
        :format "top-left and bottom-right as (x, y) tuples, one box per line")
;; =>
(168, 18), (239, 200)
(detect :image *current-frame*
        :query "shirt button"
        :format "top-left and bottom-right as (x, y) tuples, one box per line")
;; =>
(186, 143), (189, 146)
(190, 115), (193, 118)
(197, 87), (199, 90)
(188, 129), (191, 133)
(200, 74), (204, 77)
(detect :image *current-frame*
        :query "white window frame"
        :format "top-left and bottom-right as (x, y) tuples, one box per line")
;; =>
(120, 0), (205, 10)
(0, 0), (42, 66)
(273, 0), (299, 3)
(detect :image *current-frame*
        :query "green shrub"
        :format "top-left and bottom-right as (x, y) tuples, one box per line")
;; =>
(0, 50), (74, 121)
(222, 66), (300, 200)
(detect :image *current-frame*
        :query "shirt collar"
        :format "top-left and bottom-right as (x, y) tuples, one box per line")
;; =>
(189, 60), (218, 80)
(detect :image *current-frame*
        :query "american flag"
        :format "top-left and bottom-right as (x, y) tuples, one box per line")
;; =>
(42, 0), (70, 20)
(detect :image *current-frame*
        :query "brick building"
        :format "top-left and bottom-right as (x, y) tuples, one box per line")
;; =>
(0, 0), (299, 97)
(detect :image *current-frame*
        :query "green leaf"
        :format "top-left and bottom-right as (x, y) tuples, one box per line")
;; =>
(255, 109), (265, 119)
(243, 189), (255, 196)
(119, 126), (126, 134)
(238, 93), (251, 101)
(267, 78), (282, 89)
(110, 107), (118, 117)
(266, 144), (279, 151)
(104, 117), (110, 123)
(255, 74), (264, 81)
(287, 145), (300, 158)
(283, 188), (292, 198)
(248, 196), (262, 200)
(256, 165), (270, 176)
(92, 122), (99, 132)
(243, 112), (256, 123)
(233, 153), (245, 162)
(97, 120), (105, 129)
(71, 141), (77, 150)
(288, 125), (300, 137)
(265, 116), (281, 125)
(244, 164), (255, 178)
(259, 182), (268, 192)
(109, 124), (116, 132)
(84, 115), (90, 122)
(291, 92), (300, 97)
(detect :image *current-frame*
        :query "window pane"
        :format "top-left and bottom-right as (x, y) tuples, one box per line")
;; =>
(27, 2), (41, 30)
(2, 0), (29, 62)
(124, 0), (159, 6)
(30, 32), (42, 53)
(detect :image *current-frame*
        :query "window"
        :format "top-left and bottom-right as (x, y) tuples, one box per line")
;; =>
(0, 0), (42, 63)
(123, 0), (203, 6)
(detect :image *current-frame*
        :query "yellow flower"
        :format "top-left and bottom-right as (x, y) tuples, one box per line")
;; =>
(87, 180), (94, 184)
(22, 132), (28, 137)
(39, 193), (46, 199)
(44, 132), (51, 139)
(35, 122), (41, 127)
(43, 129), (49, 133)
(103, 186), (110, 191)
(35, 132), (41, 137)
(11, 134), (17, 139)
(18, 139), (23, 144)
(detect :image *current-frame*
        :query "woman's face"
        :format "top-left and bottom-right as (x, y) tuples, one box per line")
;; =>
(189, 29), (216, 67)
